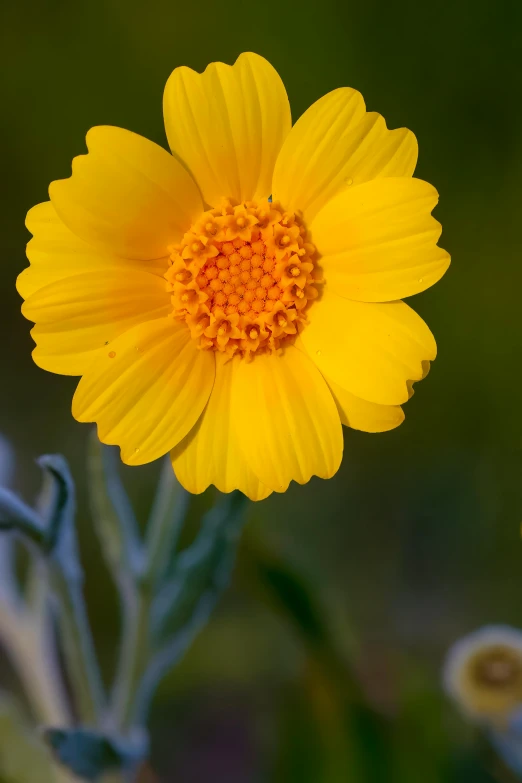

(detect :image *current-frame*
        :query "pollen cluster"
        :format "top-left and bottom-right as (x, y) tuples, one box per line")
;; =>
(165, 199), (320, 357)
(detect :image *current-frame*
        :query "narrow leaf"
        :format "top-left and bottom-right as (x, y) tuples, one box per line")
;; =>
(36, 455), (76, 558)
(152, 491), (248, 642)
(43, 727), (146, 781)
(0, 487), (46, 544)
(133, 492), (249, 724)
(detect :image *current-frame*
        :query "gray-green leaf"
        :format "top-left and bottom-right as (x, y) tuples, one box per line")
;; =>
(43, 727), (146, 782)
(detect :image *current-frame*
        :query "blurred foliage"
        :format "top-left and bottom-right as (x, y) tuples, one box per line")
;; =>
(2, 0), (522, 780)
(0, 693), (56, 783)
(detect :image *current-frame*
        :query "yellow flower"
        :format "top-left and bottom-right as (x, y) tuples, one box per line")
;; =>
(443, 626), (522, 725)
(18, 53), (449, 501)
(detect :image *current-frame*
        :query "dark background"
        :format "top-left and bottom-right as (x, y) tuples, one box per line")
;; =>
(1, 0), (522, 780)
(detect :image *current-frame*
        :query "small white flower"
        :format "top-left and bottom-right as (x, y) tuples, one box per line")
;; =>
(443, 625), (522, 726)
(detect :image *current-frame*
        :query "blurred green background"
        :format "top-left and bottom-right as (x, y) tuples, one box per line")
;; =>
(2, 0), (522, 780)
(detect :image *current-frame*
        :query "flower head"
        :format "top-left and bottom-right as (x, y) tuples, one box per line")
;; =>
(18, 53), (449, 501)
(443, 626), (522, 725)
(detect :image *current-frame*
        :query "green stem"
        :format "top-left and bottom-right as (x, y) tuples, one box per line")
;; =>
(0, 605), (71, 727)
(143, 458), (188, 588)
(113, 589), (152, 732)
(36, 455), (107, 726)
(50, 566), (105, 726)
(0, 459), (106, 727)
(112, 459), (186, 733)
(132, 493), (249, 726)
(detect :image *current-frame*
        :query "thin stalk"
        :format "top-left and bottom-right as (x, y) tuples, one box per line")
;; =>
(0, 606), (71, 727)
(133, 493), (248, 725)
(38, 455), (107, 726)
(112, 589), (153, 732)
(132, 589), (221, 726)
(143, 459), (188, 588)
(50, 566), (105, 726)
(112, 459), (186, 733)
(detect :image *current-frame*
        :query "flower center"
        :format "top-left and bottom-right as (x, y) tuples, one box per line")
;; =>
(472, 647), (522, 689)
(165, 199), (320, 357)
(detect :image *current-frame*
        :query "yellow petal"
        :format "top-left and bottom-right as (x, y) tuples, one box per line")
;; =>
(323, 372), (404, 432)
(272, 87), (417, 223)
(231, 346), (343, 493)
(22, 270), (170, 375)
(18, 202), (167, 300)
(172, 355), (272, 501)
(300, 287), (436, 405)
(163, 52), (291, 207)
(311, 178), (450, 301)
(408, 361), (431, 399)
(49, 127), (203, 260)
(72, 318), (215, 465)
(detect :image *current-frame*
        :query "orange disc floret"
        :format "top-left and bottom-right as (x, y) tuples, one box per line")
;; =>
(251, 241), (265, 256)
(166, 199), (319, 357)
(170, 267), (192, 285)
